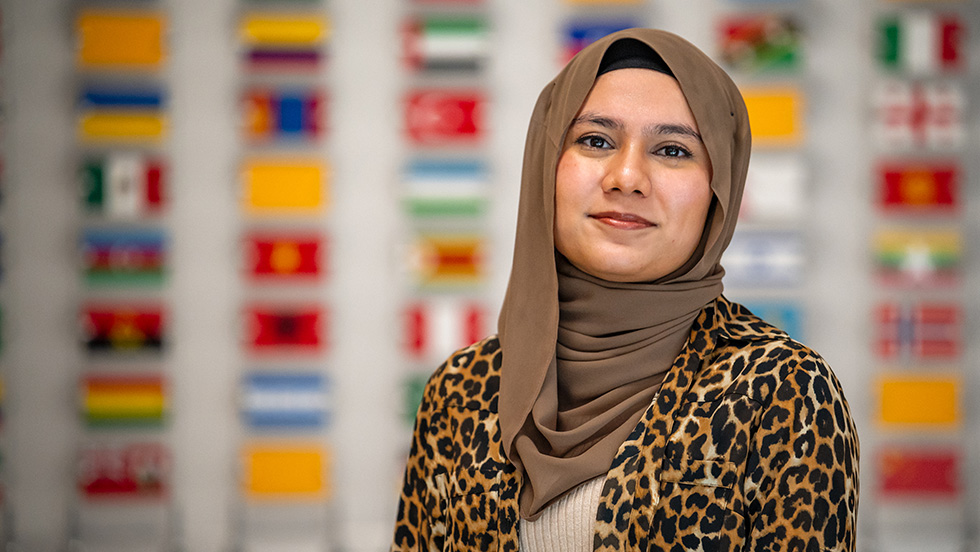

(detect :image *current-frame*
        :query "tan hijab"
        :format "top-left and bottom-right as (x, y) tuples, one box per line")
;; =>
(497, 28), (752, 520)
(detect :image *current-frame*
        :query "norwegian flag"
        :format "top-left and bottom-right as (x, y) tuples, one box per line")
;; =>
(404, 89), (484, 145)
(403, 299), (485, 360)
(874, 80), (964, 150)
(874, 302), (960, 361)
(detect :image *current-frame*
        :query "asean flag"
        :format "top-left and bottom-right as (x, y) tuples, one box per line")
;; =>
(405, 89), (484, 145)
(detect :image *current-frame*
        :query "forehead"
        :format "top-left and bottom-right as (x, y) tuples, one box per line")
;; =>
(577, 68), (696, 125)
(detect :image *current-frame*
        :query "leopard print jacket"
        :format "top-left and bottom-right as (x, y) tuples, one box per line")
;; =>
(392, 297), (859, 551)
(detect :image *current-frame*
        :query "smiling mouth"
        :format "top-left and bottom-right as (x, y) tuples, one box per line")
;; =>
(589, 211), (655, 229)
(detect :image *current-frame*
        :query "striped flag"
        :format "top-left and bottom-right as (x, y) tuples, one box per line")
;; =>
(402, 159), (488, 218)
(877, 12), (964, 73)
(241, 158), (326, 214)
(411, 234), (484, 287)
(877, 161), (958, 211)
(402, 16), (488, 72)
(719, 14), (802, 73)
(81, 228), (167, 286)
(81, 303), (165, 353)
(878, 374), (959, 428)
(873, 80), (964, 149)
(562, 20), (639, 63)
(244, 232), (323, 281)
(722, 229), (803, 288)
(241, 372), (329, 429)
(76, 9), (166, 70)
(79, 442), (170, 498)
(80, 153), (165, 217)
(242, 442), (329, 500)
(403, 298), (486, 360)
(879, 447), (959, 498)
(404, 89), (484, 145)
(243, 87), (323, 141)
(873, 228), (960, 285)
(77, 85), (167, 143)
(875, 302), (961, 360)
(239, 13), (328, 71)
(738, 300), (803, 341)
(244, 305), (324, 352)
(81, 374), (167, 427)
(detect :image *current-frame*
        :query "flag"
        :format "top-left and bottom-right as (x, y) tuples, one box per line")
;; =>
(241, 372), (329, 429)
(562, 19), (639, 63)
(402, 372), (429, 426)
(402, 16), (488, 72)
(81, 228), (167, 286)
(244, 232), (324, 280)
(76, 10), (166, 70)
(82, 303), (165, 353)
(402, 159), (488, 218)
(403, 298), (486, 360)
(740, 86), (804, 147)
(81, 374), (167, 427)
(80, 153), (165, 217)
(722, 229), (803, 288)
(873, 227), (960, 285)
(244, 305), (324, 352)
(405, 89), (484, 145)
(242, 443), (328, 500)
(877, 161), (958, 211)
(411, 234), (484, 286)
(877, 12), (964, 73)
(738, 300), (803, 341)
(879, 447), (959, 498)
(873, 80), (964, 149)
(77, 85), (167, 143)
(719, 14), (802, 73)
(239, 14), (328, 71)
(241, 158), (326, 214)
(878, 374), (959, 428)
(739, 153), (806, 223)
(875, 302), (961, 360)
(243, 87), (323, 141)
(78, 442), (170, 498)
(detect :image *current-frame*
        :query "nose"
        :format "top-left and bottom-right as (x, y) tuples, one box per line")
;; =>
(601, 145), (650, 196)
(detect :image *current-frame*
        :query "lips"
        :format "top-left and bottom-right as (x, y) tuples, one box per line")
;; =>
(589, 211), (655, 229)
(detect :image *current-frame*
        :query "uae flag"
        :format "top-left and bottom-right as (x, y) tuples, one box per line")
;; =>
(81, 153), (165, 217)
(403, 299), (485, 360)
(244, 232), (323, 280)
(877, 12), (964, 73)
(79, 442), (170, 498)
(81, 374), (167, 427)
(404, 89), (484, 145)
(402, 16), (488, 72)
(82, 303), (165, 353)
(879, 447), (959, 498)
(877, 161), (958, 211)
(245, 305), (324, 352)
(402, 159), (488, 218)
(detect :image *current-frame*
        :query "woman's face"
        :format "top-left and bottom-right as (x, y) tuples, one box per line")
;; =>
(554, 68), (713, 283)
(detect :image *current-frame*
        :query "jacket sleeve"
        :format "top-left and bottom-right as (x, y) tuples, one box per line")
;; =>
(745, 354), (860, 552)
(391, 371), (448, 552)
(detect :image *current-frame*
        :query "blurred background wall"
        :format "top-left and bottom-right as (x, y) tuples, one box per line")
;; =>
(0, 0), (976, 550)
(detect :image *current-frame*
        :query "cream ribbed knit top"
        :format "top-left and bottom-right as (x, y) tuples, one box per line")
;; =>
(518, 475), (606, 552)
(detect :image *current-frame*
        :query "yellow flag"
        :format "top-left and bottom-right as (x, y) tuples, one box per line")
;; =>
(77, 10), (166, 69)
(242, 443), (329, 499)
(78, 112), (167, 142)
(239, 14), (329, 46)
(243, 159), (326, 213)
(741, 86), (805, 147)
(879, 374), (959, 428)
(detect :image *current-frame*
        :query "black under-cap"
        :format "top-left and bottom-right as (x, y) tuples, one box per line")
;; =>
(596, 37), (674, 77)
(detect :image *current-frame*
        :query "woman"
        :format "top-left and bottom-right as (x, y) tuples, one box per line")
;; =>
(392, 28), (858, 552)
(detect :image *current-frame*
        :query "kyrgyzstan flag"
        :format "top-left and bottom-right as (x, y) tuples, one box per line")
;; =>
(877, 161), (958, 212)
(405, 89), (484, 145)
(245, 304), (324, 352)
(403, 299), (485, 360)
(877, 12), (964, 73)
(244, 232), (323, 280)
(80, 153), (165, 217)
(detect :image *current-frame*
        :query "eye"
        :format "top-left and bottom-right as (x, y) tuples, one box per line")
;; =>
(656, 145), (692, 158)
(576, 134), (611, 150)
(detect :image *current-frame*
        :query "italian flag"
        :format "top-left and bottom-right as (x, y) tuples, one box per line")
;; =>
(878, 12), (963, 73)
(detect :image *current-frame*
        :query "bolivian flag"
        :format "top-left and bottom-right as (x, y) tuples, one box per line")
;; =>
(81, 374), (166, 427)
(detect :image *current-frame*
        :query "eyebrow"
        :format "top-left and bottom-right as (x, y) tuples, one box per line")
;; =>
(570, 114), (703, 143)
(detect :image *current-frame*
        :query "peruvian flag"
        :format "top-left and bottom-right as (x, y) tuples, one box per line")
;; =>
(403, 299), (485, 360)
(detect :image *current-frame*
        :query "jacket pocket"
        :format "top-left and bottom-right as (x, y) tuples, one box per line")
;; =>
(444, 466), (499, 552)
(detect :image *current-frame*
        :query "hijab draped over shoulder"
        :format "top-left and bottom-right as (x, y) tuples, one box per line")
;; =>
(497, 28), (752, 520)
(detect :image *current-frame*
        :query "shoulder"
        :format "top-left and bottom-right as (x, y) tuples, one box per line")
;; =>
(421, 335), (502, 414)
